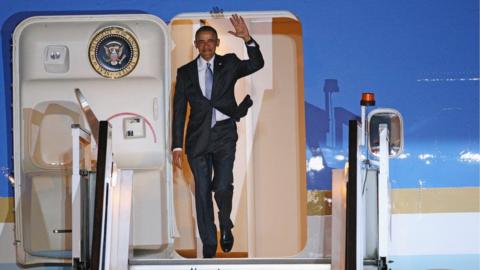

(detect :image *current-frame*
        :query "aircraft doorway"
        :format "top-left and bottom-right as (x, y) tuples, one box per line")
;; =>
(169, 11), (308, 259)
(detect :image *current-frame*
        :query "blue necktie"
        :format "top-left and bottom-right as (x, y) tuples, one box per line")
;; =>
(205, 63), (216, 127)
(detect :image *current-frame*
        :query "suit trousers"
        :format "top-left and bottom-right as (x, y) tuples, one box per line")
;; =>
(187, 118), (237, 254)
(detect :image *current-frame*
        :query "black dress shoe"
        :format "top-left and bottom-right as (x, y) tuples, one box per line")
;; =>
(220, 229), (234, 252)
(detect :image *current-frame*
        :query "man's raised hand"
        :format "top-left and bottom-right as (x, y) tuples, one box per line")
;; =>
(228, 14), (251, 42)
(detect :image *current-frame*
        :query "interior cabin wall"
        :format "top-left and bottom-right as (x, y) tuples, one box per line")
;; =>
(170, 19), (197, 251)
(252, 17), (307, 257)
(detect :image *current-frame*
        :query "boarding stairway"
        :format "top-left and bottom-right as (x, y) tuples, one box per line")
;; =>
(76, 121), (332, 270)
(70, 120), (389, 270)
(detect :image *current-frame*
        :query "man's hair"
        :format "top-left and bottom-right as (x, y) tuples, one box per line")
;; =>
(195, 26), (218, 40)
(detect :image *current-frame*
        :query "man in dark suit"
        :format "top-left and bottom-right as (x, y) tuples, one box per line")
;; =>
(171, 14), (264, 258)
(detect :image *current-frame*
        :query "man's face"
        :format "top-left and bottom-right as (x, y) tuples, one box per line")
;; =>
(195, 31), (219, 61)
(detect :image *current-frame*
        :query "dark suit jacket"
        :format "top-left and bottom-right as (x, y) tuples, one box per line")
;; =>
(172, 39), (264, 158)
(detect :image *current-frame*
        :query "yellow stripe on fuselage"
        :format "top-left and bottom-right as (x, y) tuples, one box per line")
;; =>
(0, 197), (14, 223)
(391, 187), (480, 214)
(307, 187), (480, 216)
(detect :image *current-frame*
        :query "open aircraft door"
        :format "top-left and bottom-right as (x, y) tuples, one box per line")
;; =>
(12, 14), (174, 267)
(167, 11), (308, 260)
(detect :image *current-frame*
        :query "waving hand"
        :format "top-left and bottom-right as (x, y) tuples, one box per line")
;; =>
(228, 14), (252, 42)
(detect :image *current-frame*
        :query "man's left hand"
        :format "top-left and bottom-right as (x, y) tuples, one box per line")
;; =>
(228, 14), (251, 42)
(235, 94), (253, 119)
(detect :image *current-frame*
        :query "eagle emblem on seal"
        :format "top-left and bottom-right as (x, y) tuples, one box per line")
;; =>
(88, 26), (139, 79)
(103, 41), (126, 66)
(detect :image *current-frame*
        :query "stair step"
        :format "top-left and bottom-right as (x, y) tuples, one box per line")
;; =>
(176, 249), (248, 258)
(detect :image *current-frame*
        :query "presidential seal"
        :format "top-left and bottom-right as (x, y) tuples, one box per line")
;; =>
(88, 26), (139, 79)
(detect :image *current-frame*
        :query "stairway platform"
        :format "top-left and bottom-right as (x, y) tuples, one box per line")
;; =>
(130, 257), (331, 270)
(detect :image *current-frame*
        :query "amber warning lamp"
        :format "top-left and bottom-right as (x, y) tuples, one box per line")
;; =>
(360, 92), (376, 146)
(361, 92), (376, 106)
